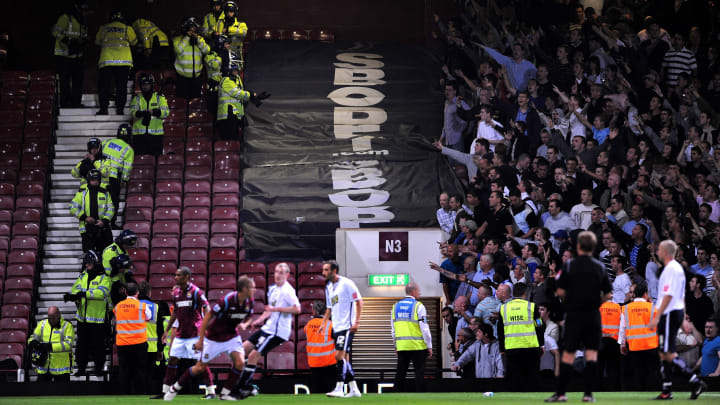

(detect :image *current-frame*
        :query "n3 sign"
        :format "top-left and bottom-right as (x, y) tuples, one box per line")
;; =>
(378, 231), (408, 261)
(368, 274), (409, 287)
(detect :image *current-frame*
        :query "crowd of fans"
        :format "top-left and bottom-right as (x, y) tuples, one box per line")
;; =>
(432, 0), (720, 386)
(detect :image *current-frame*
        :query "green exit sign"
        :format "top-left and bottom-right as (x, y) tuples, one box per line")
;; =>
(368, 274), (409, 286)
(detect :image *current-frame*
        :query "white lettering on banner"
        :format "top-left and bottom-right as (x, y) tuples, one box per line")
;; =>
(329, 52), (394, 228)
(333, 68), (386, 86)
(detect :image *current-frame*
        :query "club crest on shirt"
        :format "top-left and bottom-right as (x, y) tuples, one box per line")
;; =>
(331, 295), (339, 305)
(187, 292), (192, 298)
(213, 304), (221, 312)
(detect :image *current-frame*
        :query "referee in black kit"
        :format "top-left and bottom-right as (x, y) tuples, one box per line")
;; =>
(546, 231), (611, 403)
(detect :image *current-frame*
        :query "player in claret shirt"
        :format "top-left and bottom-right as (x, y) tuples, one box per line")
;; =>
(164, 275), (255, 401)
(155, 266), (212, 399)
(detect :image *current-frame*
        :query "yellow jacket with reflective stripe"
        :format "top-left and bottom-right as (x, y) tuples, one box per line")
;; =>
(101, 138), (134, 181)
(102, 242), (127, 284)
(392, 297), (427, 351)
(141, 299), (160, 352)
(500, 299), (539, 350)
(52, 13), (88, 58)
(172, 35), (210, 78)
(217, 76), (250, 120)
(29, 318), (74, 374)
(132, 19), (168, 50)
(71, 271), (111, 324)
(95, 21), (137, 68)
(68, 188), (115, 233)
(202, 12), (220, 39)
(213, 13), (248, 38)
(624, 301), (658, 351)
(129, 92), (169, 135)
(71, 158), (109, 189)
(205, 52), (223, 84)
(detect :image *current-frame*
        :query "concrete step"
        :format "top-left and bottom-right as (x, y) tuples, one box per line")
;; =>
(51, 173), (78, 181)
(47, 202), (126, 210)
(60, 108), (129, 116)
(42, 264), (80, 271)
(40, 279), (79, 286)
(43, 257), (81, 265)
(47, 223), (76, 231)
(52, 180), (83, 188)
(44, 249), (83, 258)
(58, 121), (130, 131)
(54, 143), (113, 152)
(56, 130), (118, 138)
(55, 151), (91, 158)
(58, 114), (130, 123)
(42, 271), (80, 279)
(47, 217), (77, 224)
(46, 236), (82, 244)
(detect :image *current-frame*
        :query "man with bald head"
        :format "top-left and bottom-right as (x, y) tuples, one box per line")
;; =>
(28, 306), (75, 381)
(391, 282), (432, 392)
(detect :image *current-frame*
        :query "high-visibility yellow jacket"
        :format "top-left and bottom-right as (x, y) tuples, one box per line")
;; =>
(132, 19), (168, 51)
(172, 35), (210, 78)
(101, 138), (134, 181)
(95, 21), (138, 68)
(201, 12), (220, 39)
(205, 51), (223, 84)
(52, 13), (88, 58)
(71, 271), (111, 324)
(129, 92), (169, 135)
(29, 318), (75, 375)
(217, 75), (250, 120)
(392, 297), (428, 351)
(71, 158), (110, 189)
(68, 188), (114, 233)
(141, 299), (160, 353)
(500, 299), (540, 350)
(102, 242), (127, 283)
(213, 13), (248, 38)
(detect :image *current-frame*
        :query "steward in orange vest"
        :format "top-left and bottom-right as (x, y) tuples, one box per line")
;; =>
(113, 282), (152, 394)
(303, 301), (337, 393)
(598, 300), (622, 390)
(619, 283), (660, 390)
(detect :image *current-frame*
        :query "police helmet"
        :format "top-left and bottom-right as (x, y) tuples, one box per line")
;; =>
(116, 229), (137, 247)
(110, 10), (124, 22)
(181, 17), (200, 34)
(224, 1), (237, 14)
(214, 35), (230, 52)
(138, 72), (155, 88)
(87, 137), (102, 152)
(86, 169), (102, 183)
(29, 340), (48, 367)
(117, 123), (131, 141)
(211, 0), (222, 6)
(83, 250), (100, 267)
(111, 254), (131, 269)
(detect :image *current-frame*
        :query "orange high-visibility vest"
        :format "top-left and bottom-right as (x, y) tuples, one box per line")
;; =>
(304, 317), (336, 368)
(624, 301), (658, 351)
(114, 297), (148, 346)
(600, 301), (621, 340)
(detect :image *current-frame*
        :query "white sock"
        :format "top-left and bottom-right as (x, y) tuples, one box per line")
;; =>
(220, 387), (232, 396)
(172, 382), (182, 392)
(333, 382), (343, 391)
(206, 385), (216, 395)
(162, 384), (170, 393)
(349, 381), (359, 392)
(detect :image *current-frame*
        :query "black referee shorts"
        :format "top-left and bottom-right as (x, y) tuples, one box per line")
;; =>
(657, 309), (683, 353)
(561, 310), (601, 352)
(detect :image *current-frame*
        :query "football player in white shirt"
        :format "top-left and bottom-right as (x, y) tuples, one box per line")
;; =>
(236, 263), (300, 397)
(321, 260), (364, 398)
(650, 240), (706, 400)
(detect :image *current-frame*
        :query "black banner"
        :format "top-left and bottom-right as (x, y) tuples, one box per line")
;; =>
(242, 41), (462, 260)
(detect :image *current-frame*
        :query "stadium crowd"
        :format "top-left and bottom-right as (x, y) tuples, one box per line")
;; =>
(432, 0), (720, 394)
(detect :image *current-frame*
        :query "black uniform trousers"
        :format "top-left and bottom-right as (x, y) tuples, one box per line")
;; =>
(55, 56), (84, 108)
(107, 177), (121, 227)
(310, 364), (337, 394)
(505, 347), (541, 392)
(38, 373), (71, 382)
(98, 66), (130, 113)
(628, 348), (661, 390)
(597, 337), (622, 390)
(176, 76), (202, 100)
(81, 224), (113, 254)
(75, 322), (107, 374)
(117, 342), (148, 394)
(394, 349), (428, 392)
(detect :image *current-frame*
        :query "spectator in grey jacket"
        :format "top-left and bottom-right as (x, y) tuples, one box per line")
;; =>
(451, 323), (504, 379)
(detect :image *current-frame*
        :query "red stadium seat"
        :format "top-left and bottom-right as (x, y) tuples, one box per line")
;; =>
(0, 169), (18, 183)
(238, 262), (265, 275)
(209, 236), (236, 248)
(182, 221), (209, 237)
(183, 193), (211, 208)
(8, 250), (36, 264)
(211, 220), (238, 237)
(208, 274), (236, 289)
(209, 248), (236, 262)
(125, 208), (152, 222)
(297, 314), (312, 329)
(186, 139), (211, 153)
(133, 155), (156, 168)
(300, 300), (314, 314)
(24, 125), (52, 141)
(0, 304), (30, 318)
(0, 97), (25, 111)
(184, 167), (212, 182)
(1, 71), (28, 82)
(133, 262), (149, 277)
(0, 156), (19, 170)
(152, 221), (181, 237)
(10, 237), (38, 251)
(152, 288), (174, 302)
(209, 261), (236, 275)
(149, 261), (177, 275)
(22, 141), (51, 155)
(165, 109), (186, 124)
(309, 29), (335, 42)
(154, 207), (181, 221)
(253, 289), (265, 303)
(6, 264), (34, 278)
(129, 167), (155, 181)
(0, 183), (14, 196)
(215, 154), (241, 171)
(212, 181), (239, 195)
(127, 180), (154, 195)
(149, 274), (175, 289)
(182, 206), (210, 222)
(247, 274), (266, 289)
(296, 351), (309, 370)
(163, 138), (185, 155)
(285, 29), (309, 40)
(297, 273), (325, 287)
(163, 122), (186, 139)
(123, 221), (151, 238)
(0, 127), (23, 141)
(298, 261), (323, 274)
(156, 181), (183, 194)
(0, 111), (24, 127)
(186, 124), (213, 139)
(11, 222), (40, 237)
(253, 301), (265, 314)
(208, 289), (231, 301)
(187, 98), (208, 112)
(157, 154), (184, 168)
(186, 153), (212, 168)
(0, 197), (13, 211)
(156, 167), (184, 181)
(298, 287), (324, 301)
(151, 237), (179, 250)
(188, 111), (212, 125)
(237, 236), (244, 249)
(155, 194), (182, 208)
(150, 248), (178, 263)
(0, 342), (24, 367)
(134, 237), (151, 249)
(15, 182), (43, 196)
(179, 261), (206, 275)
(3, 291), (32, 305)
(184, 181), (211, 195)
(26, 97), (53, 113)
(188, 274), (206, 289)
(0, 212), (10, 225)
(126, 195), (154, 210)
(0, 318), (29, 333)
(0, 223), (10, 238)
(4, 277), (33, 290)
(15, 196), (43, 209)
(180, 236), (208, 249)
(214, 141), (241, 153)
(213, 168), (240, 181)
(212, 193), (239, 207)
(180, 248), (207, 262)
(128, 247), (149, 263)
(211, 207), (239, 221)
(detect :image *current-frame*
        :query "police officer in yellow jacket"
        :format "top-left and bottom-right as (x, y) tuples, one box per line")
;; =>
(71, 138), (109, 190)
(497, 282), (544, 391)
(69, 169), (115, 253)
(95, 10), (137, 116)
(205, 35), (229, 118)
(173, 17), (210, 100)
(214, 1), (247, 66)
(217, 58), (269, 140)
(129, 73), (169, 157)
(52, 1), (88, 108)
(391, 282), (432, 392)
(102, 124), (134, 228)
(132, 18), (170, 69)
(202, 0), (224, 40)
(28, 306), (75, 381)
